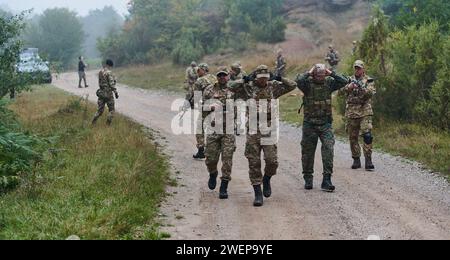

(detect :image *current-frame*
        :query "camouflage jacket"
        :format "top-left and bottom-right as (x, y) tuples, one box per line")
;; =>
(341, 75), (376, 119)
(194, 74), (217, 93)
(229, 78), (297, 128)
(98, 68), (117, 99)
(185, 67), (198, 85)
(230, 70), (247, 81)
(325, 51), (340, 66)
(203, 82), (235, 132)
(296, 71), (349, 125)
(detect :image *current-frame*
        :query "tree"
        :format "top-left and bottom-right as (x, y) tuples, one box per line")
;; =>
(24, 8), (85, 69)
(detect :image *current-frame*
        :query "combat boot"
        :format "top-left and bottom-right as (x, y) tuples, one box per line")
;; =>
(321, 175), (335, 193)
(365, 157), (375, 171)
(193, 147), (206, 160)
(253, 185), (264, 207)
(262, 175), (272, 198)
(219, 180), (229, 199)
(304, 177), (313, 190)
(208, 172), (218, 190)
(352, 157), (362, 169)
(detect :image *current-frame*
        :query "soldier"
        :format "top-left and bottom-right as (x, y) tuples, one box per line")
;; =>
(185, 61), (198, 100)
(78, 56), (89, 88)
(275, 49), (287, 77)
(352, 41), (358, 56)
(296, 64), (349, 192)
(230, 62), (247, 136)
(229, 65), (297, 207)
(203, 68), (236, 199)
(341, 60), (376, 171)
(325, 45), (341, 71)
(192, 63), (217, 160)
(92, 59), (118, 126)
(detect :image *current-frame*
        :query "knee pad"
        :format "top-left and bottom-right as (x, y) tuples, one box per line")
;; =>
(363, 132), (373, 145)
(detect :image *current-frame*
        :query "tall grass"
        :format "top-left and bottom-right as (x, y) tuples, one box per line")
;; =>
(0, 86), (170, 240)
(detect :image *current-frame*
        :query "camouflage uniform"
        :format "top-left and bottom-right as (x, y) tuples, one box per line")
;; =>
(296, 68), (349, 181)
(203, 80), (236, 182)
(93, 68), (118, 125)
(193, 70), (218, 149)
(341, 74), (376, 159)
(230, 68), (297, 186)
(325, 49), (340, 71)
(185, 65), (198, 102)
(276, 54), (287, 77)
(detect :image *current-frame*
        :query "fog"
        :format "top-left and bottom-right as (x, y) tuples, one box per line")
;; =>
(0, 0), (129, 16)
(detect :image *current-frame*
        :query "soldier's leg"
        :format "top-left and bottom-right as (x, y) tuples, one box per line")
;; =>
(245, 135), (263, 186)
(78, 72), (83, 88)
(83, 73), (88, 87)
(348, 118), (362, 159)
(361, 116), (375, 170)
(319, 123), (336, 177)
(106, 99), (115, 125)
(195, 113), (205, 148)
(263, 144), (279, 178)
(220, 135), (236, 182)
(205, 134), (221, 190)
(301, 123), (319, 181)
(92, 98), (106, 124)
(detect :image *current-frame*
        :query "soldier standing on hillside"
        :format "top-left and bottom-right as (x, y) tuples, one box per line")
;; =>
(325, 45), (341, 71)
(92, 59), (118, 126)
(275, 49), (287, 77)
(229, 65), (297, 207)
(192, 63), (217, 160)
(203, 68), (236, 199)
(296, 64), (349, 192)
(230, 62), (247, 136)
(78, 56), (89, 88)
(340, 60), (376, 171)
(185, 61), (198, 101)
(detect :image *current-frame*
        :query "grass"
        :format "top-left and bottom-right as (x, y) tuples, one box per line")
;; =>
(0, 86), (170, 240)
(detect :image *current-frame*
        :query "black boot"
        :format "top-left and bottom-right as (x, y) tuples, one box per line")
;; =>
(208, 172), (218, 190)
(304, 177), (314, 190)
(352, 157), (362, 169)
(365, 157), (375, 171)
(263, 175), (272, 198)
(253, 185), (264, 207)
(219, 180), (229, 199)
(193, 147), (206, 160)
(321, 175), (335, 193)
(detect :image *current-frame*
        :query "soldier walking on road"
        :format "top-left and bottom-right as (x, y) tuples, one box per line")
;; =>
(296, 64), (349, 192)
(275, 49), (287, 77)
(78, 56), (89, 88)
(341, 60), (376, 171)
(203, 68), (236, 199)
(92, 59), (118, 126)
(229, 65), (297, 207)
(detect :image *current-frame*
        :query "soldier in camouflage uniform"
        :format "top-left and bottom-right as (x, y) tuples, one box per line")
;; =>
(192, 63), (218, 160)
(296, 64), (349, 192)
(230, 62), (247, 136)
(92, 59), (119, 126)
(185, 61), (198, 102)
(325, 45), (341, 71)
(275, 49), (287, 77)
(203, 68), (236, 199)
(340, 60), (376, 171)
(229, 65), (297, 207)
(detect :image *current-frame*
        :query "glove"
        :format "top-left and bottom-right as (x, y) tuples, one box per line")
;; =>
(115, 92), (119, 99)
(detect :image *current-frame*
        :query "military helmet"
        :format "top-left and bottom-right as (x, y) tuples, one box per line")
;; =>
(216, 66), (230, 77)
(354, 60), (365, 69)
(191, 61), (197, 67)
(231, 62), (242, 70)
(329, 45), (334, 49)
(197, 63), (209, 72)
(255, 65), (270, 79)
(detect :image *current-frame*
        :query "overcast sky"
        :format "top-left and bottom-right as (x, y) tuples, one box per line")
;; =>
(0, 0), (130, 17)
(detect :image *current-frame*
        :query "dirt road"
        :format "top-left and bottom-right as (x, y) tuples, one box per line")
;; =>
(53, 71), (450, 240)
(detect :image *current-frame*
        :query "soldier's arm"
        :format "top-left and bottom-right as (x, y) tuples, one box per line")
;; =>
(107, 72), (118, 92)
(273, 78), (297, 98)
(295, 73), (310, 94)
(329, 71), (350, 92)
(360, 80), (376, 100)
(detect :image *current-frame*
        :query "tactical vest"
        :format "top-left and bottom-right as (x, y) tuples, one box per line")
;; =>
(303, 79), (333, 125)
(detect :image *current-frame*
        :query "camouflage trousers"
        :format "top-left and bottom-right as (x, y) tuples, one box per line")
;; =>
(301, 122), (335, 179)
(93, 97), (115, 124)
(205, 134), (236, 181)
(196, 113), (205, 148)
(346, 116), (373, 158)
(245, 134), (279, 186)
